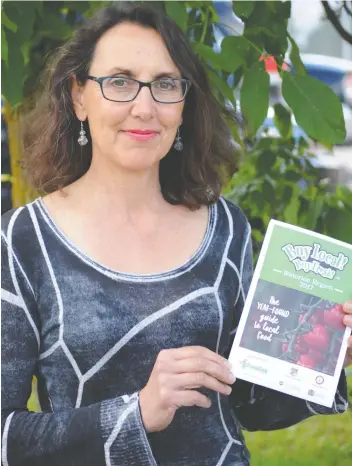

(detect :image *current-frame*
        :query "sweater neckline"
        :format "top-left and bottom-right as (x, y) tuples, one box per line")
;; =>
(35, 197), (218, 283)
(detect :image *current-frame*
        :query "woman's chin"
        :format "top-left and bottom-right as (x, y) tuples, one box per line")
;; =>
(112, 150), (163, 172)
(117, 158), (160, 173)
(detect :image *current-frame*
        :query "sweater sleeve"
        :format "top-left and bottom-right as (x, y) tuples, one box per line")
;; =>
(228, 224), (349, 432)
(1, 233), (157, 466)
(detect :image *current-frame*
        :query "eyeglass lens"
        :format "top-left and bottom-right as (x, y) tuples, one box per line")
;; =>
(101, 77), (187, 102)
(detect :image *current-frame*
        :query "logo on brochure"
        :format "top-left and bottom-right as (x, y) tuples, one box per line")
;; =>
(290, 367), (298, 377)
(240, 358), (268, 375)
(315, 375), (324, 385)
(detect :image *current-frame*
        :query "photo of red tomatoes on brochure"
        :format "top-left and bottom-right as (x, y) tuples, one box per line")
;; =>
(239, 280), (345, 377)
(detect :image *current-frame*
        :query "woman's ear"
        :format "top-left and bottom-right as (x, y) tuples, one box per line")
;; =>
(71, 75), (87, 121)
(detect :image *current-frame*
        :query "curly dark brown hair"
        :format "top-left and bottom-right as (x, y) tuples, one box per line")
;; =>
(22, 2), (238, 209)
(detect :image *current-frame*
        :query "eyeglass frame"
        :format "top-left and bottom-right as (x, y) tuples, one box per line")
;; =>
(86, 75), (192, 104)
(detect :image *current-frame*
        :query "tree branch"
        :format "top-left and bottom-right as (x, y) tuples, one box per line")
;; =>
(321, 1), (352, 45)
(343, 1), (352, 16)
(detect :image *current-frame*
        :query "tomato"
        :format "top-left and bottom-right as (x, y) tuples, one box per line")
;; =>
(323, 304), (345, 330)
(303, 324), (330, 350)
(299, 309), (325, 325)
(297, 354), (316, 369)
(306, 348), (323, 365)
(294, 335), (309, 354)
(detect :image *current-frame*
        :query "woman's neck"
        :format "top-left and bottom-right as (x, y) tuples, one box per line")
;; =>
(65, 156), (167, 219)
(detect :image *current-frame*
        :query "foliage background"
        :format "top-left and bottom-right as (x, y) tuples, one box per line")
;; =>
(2, 1), (352, 465)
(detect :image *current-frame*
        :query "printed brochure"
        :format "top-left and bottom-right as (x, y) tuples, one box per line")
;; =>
(229, 220), (352, 408)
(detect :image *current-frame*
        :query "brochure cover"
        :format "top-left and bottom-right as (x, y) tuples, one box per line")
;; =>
(229, 220), (352, 408)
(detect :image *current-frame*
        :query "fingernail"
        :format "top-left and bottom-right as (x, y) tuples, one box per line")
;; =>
(226, 385), (232, 395)
(343, 302), (352, 312)
(228, 371), (236, 383)
(344, 316), (352, 327)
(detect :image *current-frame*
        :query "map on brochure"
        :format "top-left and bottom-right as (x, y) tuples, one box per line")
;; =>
(229, 220), (352, 408)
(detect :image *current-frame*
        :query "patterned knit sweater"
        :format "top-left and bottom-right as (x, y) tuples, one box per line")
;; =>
(1, 197), (348, 466)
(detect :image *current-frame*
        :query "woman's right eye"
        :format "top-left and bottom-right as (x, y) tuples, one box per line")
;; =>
(110, 78), (128, 87)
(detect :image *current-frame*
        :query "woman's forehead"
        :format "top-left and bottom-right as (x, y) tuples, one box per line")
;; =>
(91, 22), (180, 76)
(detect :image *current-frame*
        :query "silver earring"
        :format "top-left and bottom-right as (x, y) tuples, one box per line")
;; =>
(78, 121), (88, 146)
(173, 128), (183, 151)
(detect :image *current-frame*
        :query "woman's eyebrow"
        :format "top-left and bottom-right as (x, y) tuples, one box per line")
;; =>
(105, 67), (181, 79)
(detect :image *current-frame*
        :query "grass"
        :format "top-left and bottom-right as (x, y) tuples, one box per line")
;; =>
(245, 376), (352, 466)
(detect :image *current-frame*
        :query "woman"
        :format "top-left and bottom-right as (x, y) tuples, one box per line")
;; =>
(1, 3), (351, 466)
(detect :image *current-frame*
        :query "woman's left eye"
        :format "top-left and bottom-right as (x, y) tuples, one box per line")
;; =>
(157, 80), (175, 90)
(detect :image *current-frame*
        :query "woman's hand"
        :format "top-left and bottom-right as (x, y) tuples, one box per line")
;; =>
(139, 346), (235, 433)
(343, 301), (352, 368)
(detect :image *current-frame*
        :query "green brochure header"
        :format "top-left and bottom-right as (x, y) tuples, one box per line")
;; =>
(260, 222), (352, 304)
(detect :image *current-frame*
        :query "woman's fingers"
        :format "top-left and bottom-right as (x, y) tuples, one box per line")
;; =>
(342, 303), (352, 368)
(164, 346), (229, 368)
(343, 302), (352, 314)
(170, 372), (232, 395)
(344, 336), (352, 368)
(170, 390), (212, 409)
(170, 357), (235, 385)
(343, 301), (352, 327)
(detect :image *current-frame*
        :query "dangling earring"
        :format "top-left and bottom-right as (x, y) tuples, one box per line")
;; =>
(78, 121), (88, 146)
(173, 128), (183, 151)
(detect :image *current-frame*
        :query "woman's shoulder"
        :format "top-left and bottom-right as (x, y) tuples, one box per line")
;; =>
(216, 196), (250, 233)
(1, 200), (40, 250)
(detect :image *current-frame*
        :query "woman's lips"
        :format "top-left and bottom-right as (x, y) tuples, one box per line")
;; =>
(122, 130), (158, 141)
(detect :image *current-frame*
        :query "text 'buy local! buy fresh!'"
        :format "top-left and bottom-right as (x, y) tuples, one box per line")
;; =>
(282, 243), (348, 279)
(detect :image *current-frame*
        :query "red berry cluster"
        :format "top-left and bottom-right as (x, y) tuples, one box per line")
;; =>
(282, 303), (345, 372)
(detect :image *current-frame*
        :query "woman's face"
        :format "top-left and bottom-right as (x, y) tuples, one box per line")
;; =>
(72, 22), (185, 172)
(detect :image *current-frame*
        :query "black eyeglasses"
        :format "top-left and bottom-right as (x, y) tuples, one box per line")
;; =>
(86, 75), (191, 103)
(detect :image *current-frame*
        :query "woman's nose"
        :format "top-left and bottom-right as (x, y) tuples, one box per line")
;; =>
(130, 86), (156, 119)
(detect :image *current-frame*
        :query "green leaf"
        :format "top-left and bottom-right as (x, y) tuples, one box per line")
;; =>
(282, 72), (346, 145)
(221, 36), (248, 72)
(287, 33), (306, 76)
(1, 10), (18, 32)
(273, 103), (292, 139)
(262, 177), (276, 202)
(194, 43), (237, 73)
(325, 207), (352, 243)
(275, 0), (292, 20)
(1, 28), (8, 64)
(40, 13), (73, 41)
(1, 29), (26, 107)
(4, 2), (37, 42)
(257, 150), (276, 174)
(252, 228), (264, 243)
(227, 117), (244, 149)
(165, 1), (188, 31)
(240, 61), (270, 138)
(233, 0), (255, 19)
(207, 68), (236, 106)
(299, 195), (324, 229)
(21, 41), (32, 66)
(63, 1), (91, 14)
(34, 1), (43, 16)
(336, 186), (352, 208)
(283, 194), (299, 224)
